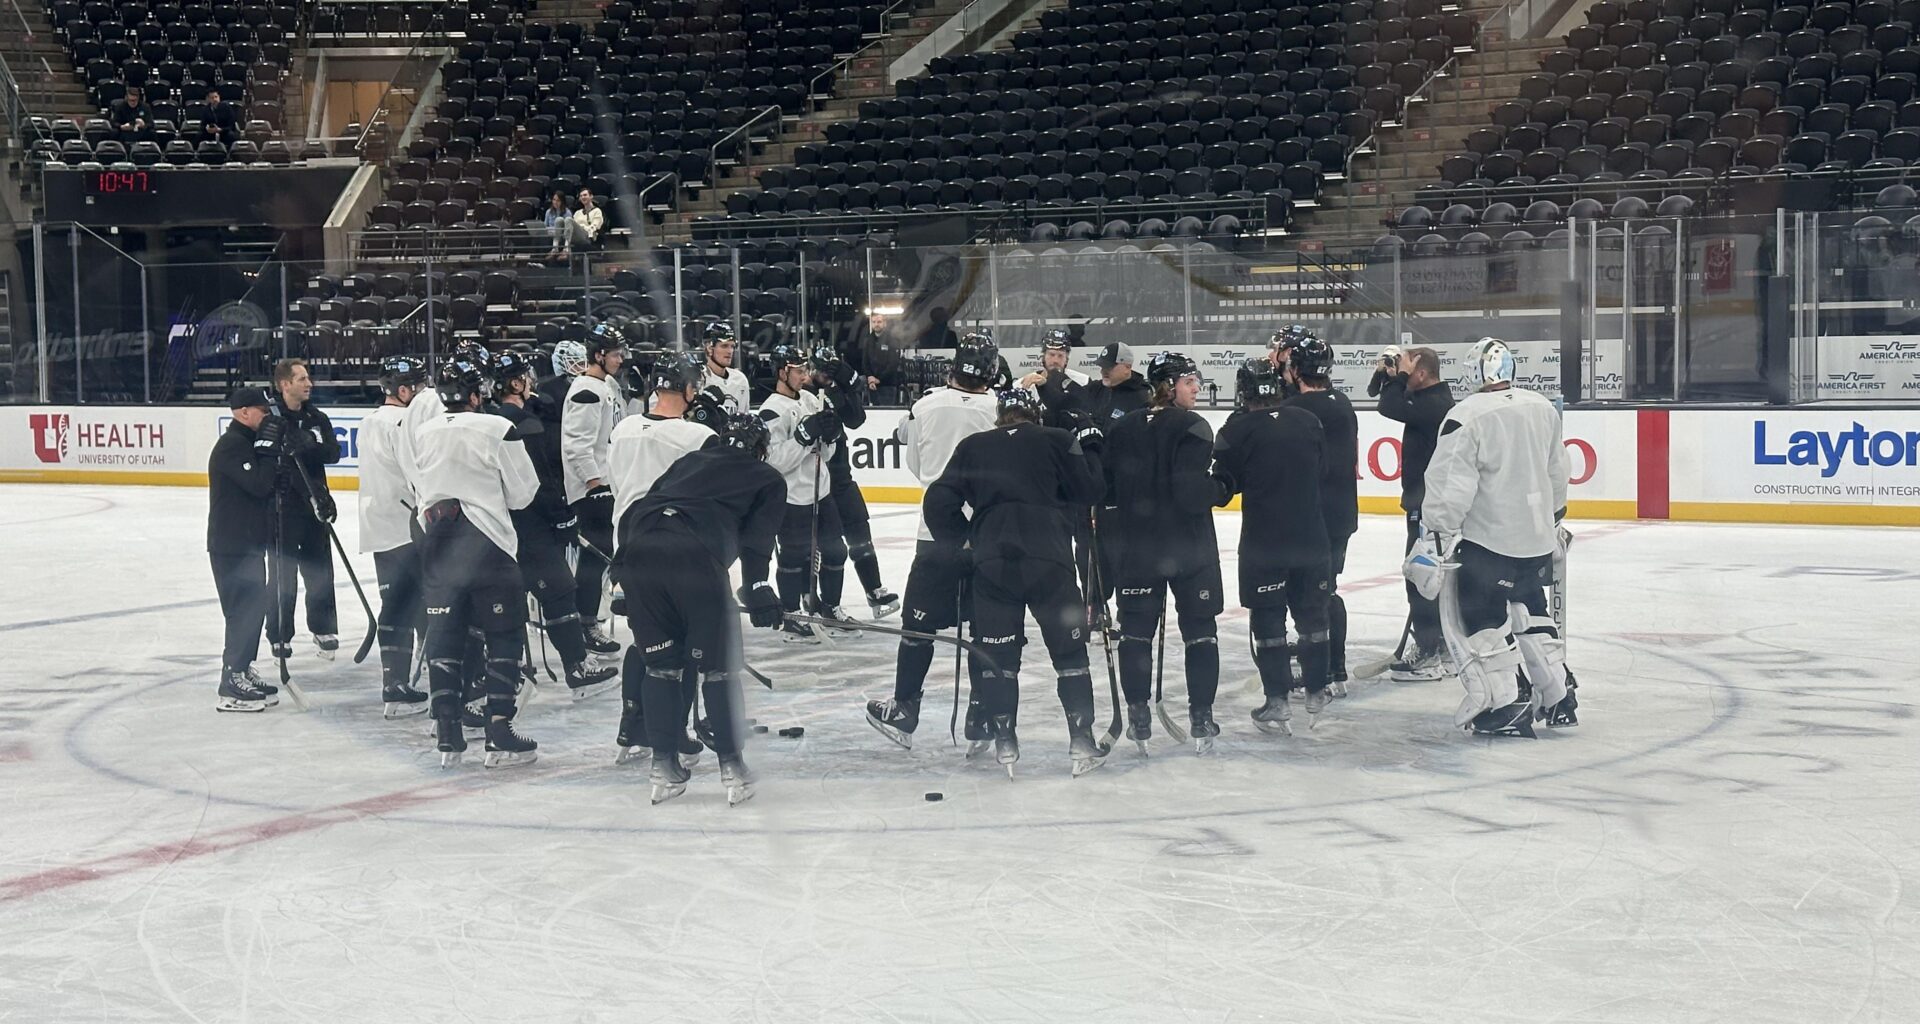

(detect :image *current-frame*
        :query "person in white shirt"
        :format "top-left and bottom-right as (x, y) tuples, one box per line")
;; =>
(758, 343), (847, 643)
(698, 321), (752, 414)
(414, 354), (543, 768)
(605, 350), (721, 762)
(561, 326), (627, 653)
(1411, 337), (1575, 737)
(356, 355), (433, 718)
(863, 334), (1003, 749)
(564, 188), (604, 257)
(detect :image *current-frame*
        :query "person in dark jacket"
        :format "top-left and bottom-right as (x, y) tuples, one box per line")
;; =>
(1076, 342), (1152, 425)
(815, 345), (899, 619)
(1370, 345), (1456, 678)
(204, 88), (240, 145)
(208, 387), (285, 712)
(1278, 332), (1359, 695)
(1212, 359), (1333, 735)
(109, 85), (152, 141)
(266, 357), (342, 660)
(924, 387), (1107, 776)
(1103, 351), (1222, 754)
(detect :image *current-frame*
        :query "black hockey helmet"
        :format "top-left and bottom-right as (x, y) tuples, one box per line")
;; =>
(492, 349), (535, 392)
(952, 331), (998, 386)
(585, 321), (625, 360)
(1147, 350), (1200, 387)
(1235, 357), (1285, 406)
(1287, 334), (1336, 378)
(436, 354), (492, 407)
(650, 349), (705, 394)
(1269, 322), (1314, 353)
(1040, 328), (1071, 352)
(995, 386), (1045, 423)
(768, 342), (811, 369)
(701, 320), (736, 348)
(379, 354), (428, 395)
(719, 411), (771, 460)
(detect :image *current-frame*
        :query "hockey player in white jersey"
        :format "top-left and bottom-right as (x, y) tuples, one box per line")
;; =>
(698, 321), (752, 414)
(356, 355), (432, 717)
(1409, 337), (1577, 737)
(863, 333), (1004, 748)
(757, 343), (845, 643)
(414, 355), (544, 768)
(561, 324), (628, 654)
(607, 350), (720, 763)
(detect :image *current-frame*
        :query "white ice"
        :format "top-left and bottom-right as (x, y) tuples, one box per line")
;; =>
(1, 484), (1916, 1023)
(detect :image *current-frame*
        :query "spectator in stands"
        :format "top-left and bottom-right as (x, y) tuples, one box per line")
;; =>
(204, 88), (240, 146)
(543, 191), (572, 262)
(110, 85), (153, 142)
(569, 188), (605, 254)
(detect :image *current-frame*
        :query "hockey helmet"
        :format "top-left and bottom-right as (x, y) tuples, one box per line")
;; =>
(585, 321), (625, 360)
(1147, 350), (1200, 387)
(551, 339), (588, 378)
(1269, 322), (1314, 353)
(1040, 328), (1071, 352)
(952, 331), (999, 386)
(650, 349), (706, 394)
(719, 411), (772, 460)
(436, 354), (492, 407)
(995, 386), (1045, 423)
(1469, 336), (1516, 387)
(1235, 357), (1285, 406)
(491, 349), (536, 393)
(768, 342), (812, 370)
(1286, 334), (1335, 378)
(701, 320), (737, 348)
(379, 354), (428, 396)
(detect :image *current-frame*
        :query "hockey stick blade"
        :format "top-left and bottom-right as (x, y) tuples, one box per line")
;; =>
(743, 662), (776, 690)
(1154, 698), (1189, 744)
(784, 614), (1006, 674)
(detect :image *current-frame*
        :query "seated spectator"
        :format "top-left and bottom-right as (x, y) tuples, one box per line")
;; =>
(568, 188), (604, 254)
(204, 88), (239, 145)
(542, 191), (572, 261)
(110, 85), (153, 141)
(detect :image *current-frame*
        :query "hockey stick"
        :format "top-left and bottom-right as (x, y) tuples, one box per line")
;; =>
(286, 455), (379, 664)
(1351, 612), (1413, 681)
(785, 613), (1007, 674)
(267, 473), (310, 710)
(1085, 511), (1123, 753)
(1152, 603), (1189, 744)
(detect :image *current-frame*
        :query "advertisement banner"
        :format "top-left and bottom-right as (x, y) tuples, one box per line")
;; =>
(0, 406), (365, 484)
(1667, 409), (1920, 522)
(1812, 336), (1920, 400)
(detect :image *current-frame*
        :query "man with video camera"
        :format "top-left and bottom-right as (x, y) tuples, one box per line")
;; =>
(266, 358), (343, 661)
(1369, 345), (1455, 680)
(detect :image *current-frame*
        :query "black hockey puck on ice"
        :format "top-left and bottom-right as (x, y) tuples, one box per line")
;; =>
(753, 724), (769, 733)
(925, 792), (944, 802)
(778, 726), (805, 738)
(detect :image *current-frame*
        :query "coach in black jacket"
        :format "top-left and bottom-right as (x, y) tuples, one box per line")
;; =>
(268, 357), (342, 658)
(208, 388), (284, 699)
(1369, 345), (1455, 663)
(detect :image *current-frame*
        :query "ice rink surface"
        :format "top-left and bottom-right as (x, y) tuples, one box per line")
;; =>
(1, 483), (1916, 1023)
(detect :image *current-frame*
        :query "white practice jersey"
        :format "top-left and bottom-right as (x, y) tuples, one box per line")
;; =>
(394, 387), (446, 504)
(356, 402), (414, 553)
(760, 389), (837, 506)
(561, 372), (626, 503)
(608, 413), (714, 540)
(897, 385), (999, 541)
(702, 364), (752, 414)
(413, 410), (541, 560)
(1421, 386), (1569, 560)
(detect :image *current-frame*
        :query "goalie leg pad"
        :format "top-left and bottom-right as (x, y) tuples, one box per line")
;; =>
(1511, 605), (1570, 712)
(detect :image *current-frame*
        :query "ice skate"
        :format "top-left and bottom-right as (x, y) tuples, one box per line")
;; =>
(1190, 705), (1220, 755)
(813, 606), (860, 636)
(435, 716), (466, 767)
(583, 624), (621, 655)
(990, 714), (1019, 779)
(1125, 702), (1153, 755)
(1251, 693), (1293, 736)
(778, 620), (823, 645)
(1329, 670), (1349, 699)
(461, 698), (488, 734)
(676, 734), (703, 769)
(313, 634), (339, 661)
(719, 755), (755, 806)
(1541, 673), (1579, 728)
(215, 671), (272, 713)
(1068, 721), (1106, 777)
(614, 700), (649, 764)
(1390, 646), (1445, 683)
(864, 696), (920, 749)
(649, 751), (690, 804)
(1303, 687), (1334, 727)
(483, 715), (539, 768)
(962, 704), (993, 759)
(867, 587), (901, 619)
(241, 667), (279, 697)
(1470, 682), (1536, 738)
(382, 683), (429, 719)
(565, 660), (618, 701)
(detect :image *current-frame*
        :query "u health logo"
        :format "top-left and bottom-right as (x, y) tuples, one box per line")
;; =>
(30, 413), (70, 464)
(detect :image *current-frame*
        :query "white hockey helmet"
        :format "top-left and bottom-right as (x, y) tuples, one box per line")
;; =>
(552, 339), (588, 378)
(1468, 337), (1516, 388)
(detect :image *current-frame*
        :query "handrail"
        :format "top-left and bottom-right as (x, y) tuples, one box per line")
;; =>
(352, 20), (446, 158)
(705, 104), (782, 187)
(807, 0), (915, 100)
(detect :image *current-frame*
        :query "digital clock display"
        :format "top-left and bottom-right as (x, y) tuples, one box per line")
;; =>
(86, 171), (159, 194)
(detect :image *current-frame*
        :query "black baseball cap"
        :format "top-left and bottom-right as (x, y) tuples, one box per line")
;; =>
(1093, 342), (1135, 369)
(227, 387), (272, 410)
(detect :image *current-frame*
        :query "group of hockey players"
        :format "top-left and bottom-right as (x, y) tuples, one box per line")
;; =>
(205, 318), (1579, 804)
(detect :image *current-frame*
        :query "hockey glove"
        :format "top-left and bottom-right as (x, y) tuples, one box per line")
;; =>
(736, 581), (783, 629)
(793, 409), (842, 447)
(689, 386), (729, 430)
(253, 416), (288, 456)
(1403, 533), (1453, 601)
(314, 489), (338, 524)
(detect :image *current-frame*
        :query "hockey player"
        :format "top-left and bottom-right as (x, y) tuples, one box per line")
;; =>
(561, 325), (628, 655)
(757, 343), (845, 642)
(489, 350), (619, 700)
(1018, 329), (1090, 424)
(414, 355), (544, 768)
(266, 357), (342, 660)
(698, 321), (752, 414)
(1212, 359), (1334, 734)
(207, 387), (285, 711)
(1104, 351), (1223, 753)
(616, 413), (788, 805)
(357, 355), (431, 716)
(814, 344), (899, 620)
(863, 335), (1003, 747)
(1411, 338), (1575, 736)
(607, 350), (719, 762)
(1277, 330), (1359, 695)
(1371, 345), (1456, 680)
(923, 388), (1107, 776)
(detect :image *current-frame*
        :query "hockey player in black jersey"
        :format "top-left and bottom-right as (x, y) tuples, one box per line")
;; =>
(1104, 352), (1224, 754)
(922, 388), (1108, 776)
(489, 350), (619, 700)
(1212, 359), (1336, 734)
(614, 413), (788, 806)
(1276, 330), (1360, 696)
(814, 345), (899, 619)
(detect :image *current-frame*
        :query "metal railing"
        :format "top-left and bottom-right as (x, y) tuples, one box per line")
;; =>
(351, 26), (449, 162)
(706, 105), (784, 190)
(808, 0), (916, 102)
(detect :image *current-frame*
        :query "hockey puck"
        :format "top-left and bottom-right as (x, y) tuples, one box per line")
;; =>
(925, 792), (944, 802)
(778, 726), (805, 738)
(753, 724), (769, 734)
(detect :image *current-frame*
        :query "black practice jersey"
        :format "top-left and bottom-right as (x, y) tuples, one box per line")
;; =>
(924, 421), (1103, 570)
(521, 376), (574, 524)
(1212, 405), (1330, 570)
(1284, 388), (1359, 541)
(491, 400), (572, 531)
(620, 443), (788, 586)
(1104, 405), (1219, 578)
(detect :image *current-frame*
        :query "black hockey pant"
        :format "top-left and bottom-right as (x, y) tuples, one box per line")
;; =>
(572, 487), (615, 625)
(893, 540), (970, 703)
(1246, 561), (1332, 697)
(966, 562), (1094, 730)
(373, 543), (425, 690)
(1115, 563), (1223, 709)
(831, 473), (885, 596)
(624, 521), (746, 757)
(517, 523), (588, 668)
(774, 499), (847, 612)
(419, 505), (527, 721)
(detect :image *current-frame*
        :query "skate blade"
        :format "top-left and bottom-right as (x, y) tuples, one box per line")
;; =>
(865, 714), (915, 750)
(1330, 681), (1349, 698)
(1071, 755), (1105, 777)
(439, 750), (464, 767)
(483, 750), (538, 769)
(650, 781), (688, 805)
(679, 750), (701, 770)
(869, 602), (901, 620)
(615, 745), (651, 765)
(215, 698), (269, 713)
(1194, 735), (1216, 755)
(568, 677), (619, 702)
(964, 740), (993, 760)
(726, 782), (755, 806)
(384, 701), (429, 719)
(1132, 739), (1150, 757)
(1254, 718), (1293, 737)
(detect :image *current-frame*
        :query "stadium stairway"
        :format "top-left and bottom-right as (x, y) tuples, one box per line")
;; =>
(1, 3), (97, 206)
